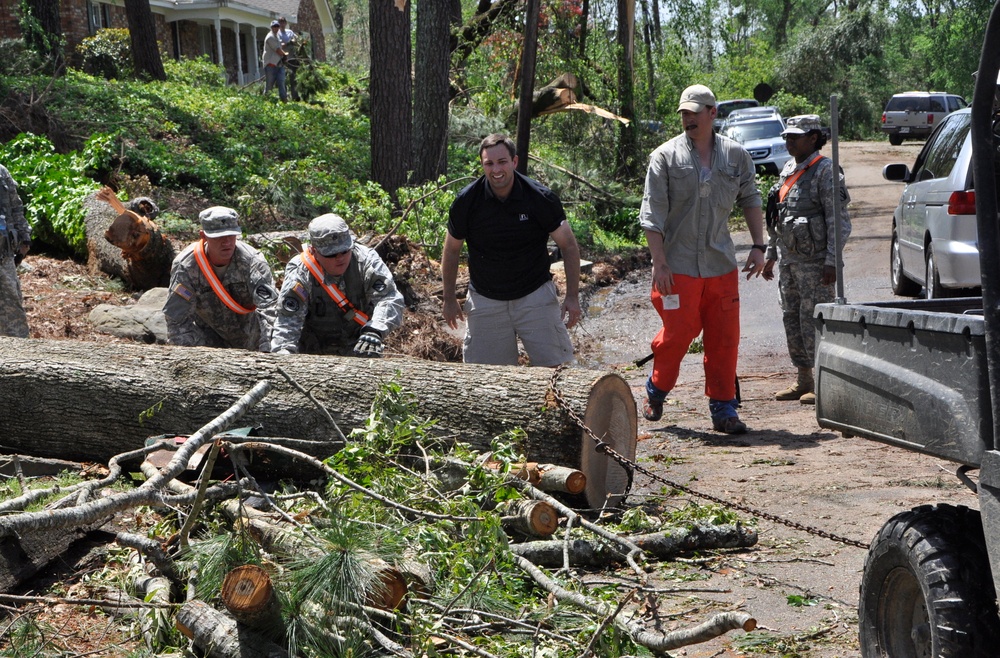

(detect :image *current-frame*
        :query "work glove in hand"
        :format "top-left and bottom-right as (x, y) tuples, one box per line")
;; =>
(353, 330), (384, 358)
(274, 349), (292, 355)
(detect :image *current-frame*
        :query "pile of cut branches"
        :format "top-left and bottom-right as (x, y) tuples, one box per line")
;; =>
(0, 378), (758, 657)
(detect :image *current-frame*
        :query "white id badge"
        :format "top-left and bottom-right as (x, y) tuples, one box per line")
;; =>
(660, 294), (680, 310)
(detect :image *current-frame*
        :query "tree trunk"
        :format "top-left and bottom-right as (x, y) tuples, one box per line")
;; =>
(515, 0), (541, 175)
(412, 0), (451, 184)
(0, 338), (637, 508)
(124, 0), (166, 81)
(510, 524), (758, 567)
(176, 599), (289, 658)
(83, 192), (175, 290)
(0, 516), (105, 592)
(21, 0), (64, 75)
(616, 0), (638, 179)
(369, 0), (412, 198)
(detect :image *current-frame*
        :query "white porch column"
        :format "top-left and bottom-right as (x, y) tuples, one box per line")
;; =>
(214, 18), (224, 78)
(251, 29), (261, 81)
(233, 21), (244, 85)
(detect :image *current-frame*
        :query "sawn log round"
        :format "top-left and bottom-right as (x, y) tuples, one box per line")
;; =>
(0, 338), (637, 507)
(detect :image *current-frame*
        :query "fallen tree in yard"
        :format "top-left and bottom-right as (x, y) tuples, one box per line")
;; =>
(0, 378), (759, 657)
(0, 336), (636, 508)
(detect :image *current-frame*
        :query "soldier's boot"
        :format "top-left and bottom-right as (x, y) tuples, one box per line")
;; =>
(775, 367), (814, 401)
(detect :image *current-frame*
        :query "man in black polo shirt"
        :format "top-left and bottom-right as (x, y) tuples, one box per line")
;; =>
(442, 133), (581, 365)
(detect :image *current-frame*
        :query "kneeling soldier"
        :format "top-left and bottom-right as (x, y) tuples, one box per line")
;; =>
(271, 214), (404, 357)
(163, 206), (278, 350)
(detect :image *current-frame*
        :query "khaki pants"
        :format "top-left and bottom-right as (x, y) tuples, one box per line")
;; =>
(463, 280), (574, 366)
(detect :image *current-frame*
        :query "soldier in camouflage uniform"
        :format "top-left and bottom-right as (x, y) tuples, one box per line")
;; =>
(763, 115), (852, 405)
(162, 206), (278, 351)
(0, 164), (31, 338)
(271, 214), (404, 357)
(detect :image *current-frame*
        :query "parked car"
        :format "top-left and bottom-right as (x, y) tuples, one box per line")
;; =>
(724, 106), (783, 125)
(880, 91), (968, 145)
(713, 98), (759, 132)
(882, 107), (979, 298)
(720, 117), (792, 175)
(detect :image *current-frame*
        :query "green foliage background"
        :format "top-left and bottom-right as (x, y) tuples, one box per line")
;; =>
(0, 0), (992, 258)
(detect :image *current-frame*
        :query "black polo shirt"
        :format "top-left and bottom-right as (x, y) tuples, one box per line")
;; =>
(448, 171), (566, 300)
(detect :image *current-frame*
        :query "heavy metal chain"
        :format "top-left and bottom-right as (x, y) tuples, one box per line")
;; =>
(548, 367), (869, 550)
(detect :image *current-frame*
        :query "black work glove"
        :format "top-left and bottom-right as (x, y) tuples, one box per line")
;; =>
(353, 330), (384, 358)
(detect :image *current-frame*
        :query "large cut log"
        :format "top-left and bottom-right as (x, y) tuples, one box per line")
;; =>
(0, 338), (636, 507)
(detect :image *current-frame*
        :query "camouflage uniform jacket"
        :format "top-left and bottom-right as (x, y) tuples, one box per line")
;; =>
(766, 153), (852, 268)
(0, 165), (31, 254)
(270, 243), (404, 354)
(163, 241), (278, 350)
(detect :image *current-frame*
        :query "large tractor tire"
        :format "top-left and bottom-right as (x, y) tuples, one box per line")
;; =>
(859, 504), (1000, 657)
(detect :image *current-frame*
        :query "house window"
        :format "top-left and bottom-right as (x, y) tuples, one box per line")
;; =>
(88, 1), (113, 32)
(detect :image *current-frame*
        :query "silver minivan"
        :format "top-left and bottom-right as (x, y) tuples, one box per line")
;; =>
(882, 108), (979, 298)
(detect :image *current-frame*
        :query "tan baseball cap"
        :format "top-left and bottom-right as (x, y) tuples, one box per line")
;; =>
(677, 85), (717, 113)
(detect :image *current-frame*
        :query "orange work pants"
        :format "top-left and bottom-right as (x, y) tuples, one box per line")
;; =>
(649, 270), (740, 401)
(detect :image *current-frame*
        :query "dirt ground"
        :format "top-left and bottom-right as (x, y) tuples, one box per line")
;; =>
(7, 141), (974, 656)
(570, 140), (978, 657)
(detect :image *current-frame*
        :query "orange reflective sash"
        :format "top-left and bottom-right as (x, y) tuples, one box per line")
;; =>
(778, 153), (824, 203)
(193, 240), (255, 315)
(300, 247), (370, 327)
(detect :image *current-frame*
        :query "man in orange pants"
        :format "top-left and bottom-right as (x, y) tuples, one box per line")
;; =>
(639, 84), (767, 434)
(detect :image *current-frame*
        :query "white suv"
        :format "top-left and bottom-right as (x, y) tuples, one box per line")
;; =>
(880, 91), (967, 145)
(882, 108), (979, 298)
(720, 117), (791, 175)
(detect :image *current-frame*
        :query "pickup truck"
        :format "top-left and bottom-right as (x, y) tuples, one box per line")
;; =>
(815, 9), (1000, 657)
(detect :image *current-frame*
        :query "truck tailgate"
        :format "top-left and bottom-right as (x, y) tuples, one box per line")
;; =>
(814, 298), (992, 466)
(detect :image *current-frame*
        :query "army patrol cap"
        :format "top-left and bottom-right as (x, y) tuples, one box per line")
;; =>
(200, 206), (242, 238)
(782, 114), (823, 137)
(677, 85), (716, 113)
(309, 213), (354, 256)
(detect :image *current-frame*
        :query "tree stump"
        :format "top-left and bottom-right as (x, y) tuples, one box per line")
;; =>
(0, 338), (637, 507)
(83, 191), (175, 290)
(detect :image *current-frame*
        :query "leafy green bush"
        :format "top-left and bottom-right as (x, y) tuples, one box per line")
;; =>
(0, 133), (100, 257)
(78, 28), (133, 80)
(0, 38), (43, 76)
(163, 55), (227, 88)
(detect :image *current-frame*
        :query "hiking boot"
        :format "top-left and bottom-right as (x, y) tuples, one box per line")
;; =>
(799, 392), (816, 405)
(643, 399), (664, 421)
(712, 416), (748, 434)
(775, 383), (812, 401)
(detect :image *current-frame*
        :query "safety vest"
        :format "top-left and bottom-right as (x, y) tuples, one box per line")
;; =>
(299, 246), (370, 327)
(194, 240), (255, 315)
(778, 153), (824, 203)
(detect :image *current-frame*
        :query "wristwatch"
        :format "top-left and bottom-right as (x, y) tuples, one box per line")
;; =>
(751, 244), (767, 253)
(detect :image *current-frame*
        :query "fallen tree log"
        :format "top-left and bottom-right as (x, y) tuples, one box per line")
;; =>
(176, 599), (289, 658)
(221, 565), (283, 631)
(0, 338), (636, 507)
(509, 524), (758, 567)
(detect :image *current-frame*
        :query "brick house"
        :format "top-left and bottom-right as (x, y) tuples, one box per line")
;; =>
(1, 0), (333, 84)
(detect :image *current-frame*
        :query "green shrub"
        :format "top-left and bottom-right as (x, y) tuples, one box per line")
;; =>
(78, 28), (133, 80)
(163, 55), (227, 88)
(0, 38), (43, 76)
(0, 133), (100, 257)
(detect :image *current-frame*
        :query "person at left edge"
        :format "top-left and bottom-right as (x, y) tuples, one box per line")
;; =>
(270, 213), (404, 357)
(162, 206), (278, 351)
(0, 163), (31, 338)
